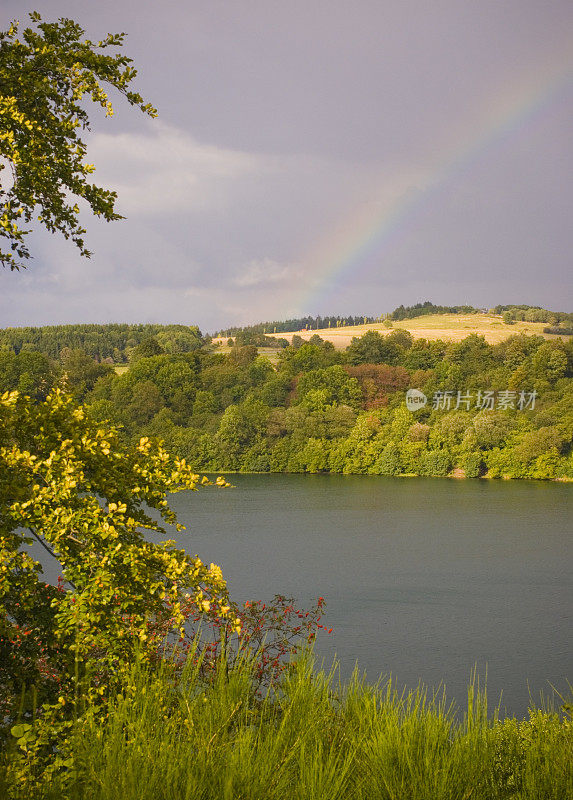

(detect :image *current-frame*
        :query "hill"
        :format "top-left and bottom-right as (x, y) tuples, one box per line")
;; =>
(254, 313), (572, 349)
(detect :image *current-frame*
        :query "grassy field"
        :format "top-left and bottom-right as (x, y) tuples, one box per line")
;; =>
(254, 313), (571, 350)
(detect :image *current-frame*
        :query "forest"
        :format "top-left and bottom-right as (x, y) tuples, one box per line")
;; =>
(0, 323), (203, 361)
(2, 321), (572, 481)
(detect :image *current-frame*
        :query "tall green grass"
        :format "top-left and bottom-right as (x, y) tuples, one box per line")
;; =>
(4, 652), (572, 799)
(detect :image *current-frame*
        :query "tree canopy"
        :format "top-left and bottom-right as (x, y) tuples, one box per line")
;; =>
(0, 390), (234, 723)
(0, 12), (156, 270)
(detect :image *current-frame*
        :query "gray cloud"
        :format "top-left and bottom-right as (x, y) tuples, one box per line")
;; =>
(1, 0), (572, 330)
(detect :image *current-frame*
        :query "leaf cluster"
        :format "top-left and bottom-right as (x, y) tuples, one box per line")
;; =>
(0, 389), (232, 730)
(0, 13), (156, 269)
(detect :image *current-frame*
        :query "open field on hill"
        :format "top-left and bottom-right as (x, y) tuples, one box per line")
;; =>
(248, 313), (573, 349)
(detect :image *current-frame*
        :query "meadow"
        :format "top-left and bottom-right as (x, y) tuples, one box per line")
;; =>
(255, 313), (571, 349)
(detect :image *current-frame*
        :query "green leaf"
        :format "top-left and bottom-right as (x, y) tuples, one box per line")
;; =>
(10, 723), (32, 738)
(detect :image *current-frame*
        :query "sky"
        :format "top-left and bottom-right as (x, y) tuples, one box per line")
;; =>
(1, 0), (572, 332)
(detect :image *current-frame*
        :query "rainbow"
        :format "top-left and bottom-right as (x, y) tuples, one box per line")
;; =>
(296, 46), (573, 315)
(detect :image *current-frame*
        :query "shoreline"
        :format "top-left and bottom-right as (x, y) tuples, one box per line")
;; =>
(200, 470), (573, 482)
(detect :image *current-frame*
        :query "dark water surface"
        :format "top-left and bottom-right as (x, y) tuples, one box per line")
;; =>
(169, 474), (572, 717)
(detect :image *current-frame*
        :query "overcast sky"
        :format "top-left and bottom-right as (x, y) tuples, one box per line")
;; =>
(1, 0), (572, 332)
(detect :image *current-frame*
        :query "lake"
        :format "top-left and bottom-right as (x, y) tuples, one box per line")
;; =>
(168, 474), (573, 718)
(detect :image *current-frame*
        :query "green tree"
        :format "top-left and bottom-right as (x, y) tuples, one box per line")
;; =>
(279, 342), (339, 374)
(446, 334), (495, 378)
(307, 334), (324, 346)
(0, 13), (156, 270)
(346, 330), (401, 366)
(0, 350), (58, 400)
(472, 411), (516, 449)
(156, 327), (202, 354)
(127, 379), (165, 425)
(403, 339), (445, 370)
(296, 365), (362, 410)
(216, 400), (270, 468)
(531, 342), (568, 384)
(0, 390), (234, 725)
(512, 426), (564, 466)
(463, 452), (484, 478)
(495, 333), (543, 372)
(375, 442), (401, 475)
(131, 337), (165, 360)
(419, 449), (452, 476)
(60, 348), (112, 400)
(386, 328), (413, 350)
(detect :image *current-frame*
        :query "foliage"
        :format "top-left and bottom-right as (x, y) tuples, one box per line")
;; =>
(130, 337), (165, 360)
(216, 314), (377, 338)
(463, 452), (484, 478)
(65, 328), (572, 480)
(174, 594), (332, 689)
(0, 323), (203, 362)
(544, 325), (573, 336)
(1, 322), (572, 482)
(231, 329), (288, 348)
(0, 390), (235, 736)
(0, 350), (57, 400)
(390, 300), (480, 320)
(296, 365), (361, 410)
(0, 13), (156, 269)
(346, 330), (402, 366)
(0, 389), (335, 792)
(494, 304), (573, 326)
(60, 348), (112, 400)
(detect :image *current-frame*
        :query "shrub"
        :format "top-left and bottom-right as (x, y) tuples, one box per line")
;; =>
(464, 452), (484, 478)
(419, 449), (452, 476)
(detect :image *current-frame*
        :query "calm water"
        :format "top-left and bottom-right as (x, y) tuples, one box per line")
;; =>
(168, 475), (573, 717)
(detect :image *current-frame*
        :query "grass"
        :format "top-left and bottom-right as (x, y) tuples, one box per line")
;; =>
(256, 313), (572, 349)
(7, 653), (572, 800)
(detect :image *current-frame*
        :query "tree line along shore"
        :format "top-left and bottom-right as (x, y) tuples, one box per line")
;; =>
(1, 316), (572, 481)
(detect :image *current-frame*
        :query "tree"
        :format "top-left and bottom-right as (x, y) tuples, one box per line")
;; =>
(127, 379), (165, 425)
(345, 330), (401, 366)
(296, 365), (362, 410)
(307, 334), (324, 346)
(531, 342), (568, 384)
(0, 390), (234, 725)
(0, 350), (58, 400)
(130, 337), (166, 361)
(279, 342), (340, 374)
(60, 348), (112, 400)
(156, 327), (203, 354)
(386, 328), (413, 350)
(0, 12), (156, 270)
